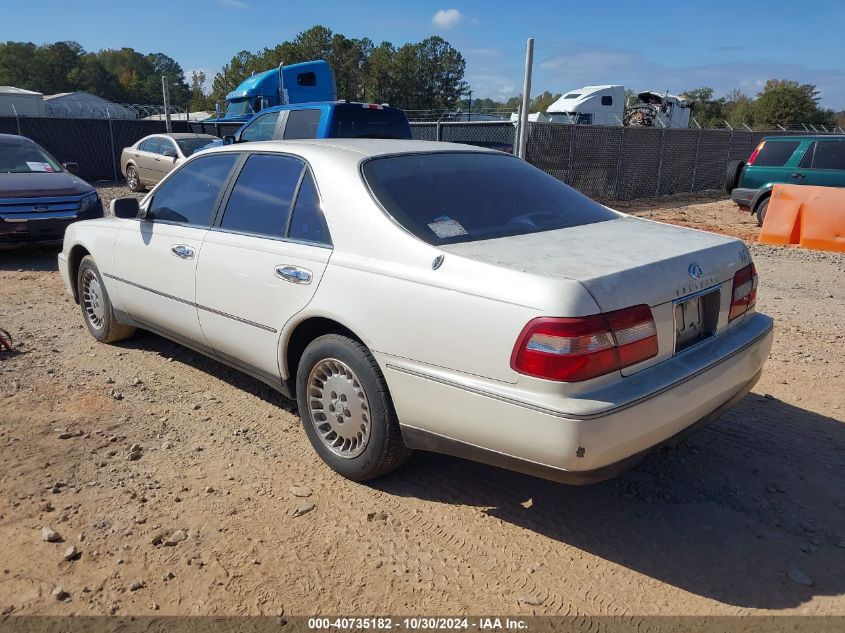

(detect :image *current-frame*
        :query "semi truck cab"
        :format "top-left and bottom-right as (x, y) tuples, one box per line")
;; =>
(206, 60), (337, 124)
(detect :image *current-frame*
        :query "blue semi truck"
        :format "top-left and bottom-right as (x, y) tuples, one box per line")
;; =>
(204, 60), (337, 125)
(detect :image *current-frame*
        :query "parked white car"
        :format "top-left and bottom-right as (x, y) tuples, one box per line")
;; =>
(59, 140), (773, 483)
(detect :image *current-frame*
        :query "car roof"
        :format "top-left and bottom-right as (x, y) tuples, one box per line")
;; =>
(147, 132), (218, 140)
(258, 101), (403, 114)
(203, 138), (500, 160)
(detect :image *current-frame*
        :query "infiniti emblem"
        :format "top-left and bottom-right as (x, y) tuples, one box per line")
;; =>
(688, 263), (703, 279)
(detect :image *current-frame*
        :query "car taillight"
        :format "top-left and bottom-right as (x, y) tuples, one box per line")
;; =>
(511, 304), (658, 382)
(729, 263), (758, 322)
(747, 141), (765, 165)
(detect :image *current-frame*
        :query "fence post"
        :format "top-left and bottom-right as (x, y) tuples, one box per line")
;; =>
(436, 121), (442, 142)
(725, 130), (733, 168)
(567, 124), (575, 186)
(11, 104), (21, 135)
(655, 128), (666, 197)
(691, 128), (702, 192)
(107, 112), (118, 183)
(614, 127), (625, 200)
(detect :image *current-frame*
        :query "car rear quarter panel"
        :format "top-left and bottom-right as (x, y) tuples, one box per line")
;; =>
(283, 150), (603, 387)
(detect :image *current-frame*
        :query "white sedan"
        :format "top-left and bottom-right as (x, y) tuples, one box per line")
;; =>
(59, 140), (773, 483)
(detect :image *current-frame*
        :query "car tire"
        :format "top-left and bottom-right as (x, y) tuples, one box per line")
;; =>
(755, 197), (769, 227)
(125, 165), (144, 192)
(77, 255), (136, 344)
(296, 334), (412, 481)
(725, 160), (745, 194)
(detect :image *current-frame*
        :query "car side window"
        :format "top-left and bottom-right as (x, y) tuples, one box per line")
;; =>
(753, 140), (801, 167)
(240, 111), (281, 142)
(283, 109), (322, 139)
(139, 138), (159, 153)
(220, 154), (305, 238)
(811, 141), (845, 170)
(147, 154), (238, 225)
(288, 172), (330, 245)
(159, 138), (177, 156)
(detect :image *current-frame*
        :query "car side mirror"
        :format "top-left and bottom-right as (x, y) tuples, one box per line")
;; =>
(63, 162), (80, 175)
(223, 135), (236, 145)
(162, 149), (177, 158)
(110, 197), (141, 219)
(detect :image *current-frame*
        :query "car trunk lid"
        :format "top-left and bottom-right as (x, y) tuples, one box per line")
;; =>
(441, 216), (746, 312)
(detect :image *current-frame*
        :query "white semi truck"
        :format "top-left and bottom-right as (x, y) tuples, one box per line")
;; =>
(545, 85), (693, 128)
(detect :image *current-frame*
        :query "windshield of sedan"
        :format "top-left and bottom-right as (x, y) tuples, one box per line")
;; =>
(362, 152), (618, 245)
(176, 137), (218, 156)
(0, 139), (63, 174)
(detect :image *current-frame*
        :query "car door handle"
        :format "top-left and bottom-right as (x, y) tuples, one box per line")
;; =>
(790, 173), (806, 179)
(155, 157), (161, 162)
(275, 265), (312, 284)
(171, 244), (195, 259)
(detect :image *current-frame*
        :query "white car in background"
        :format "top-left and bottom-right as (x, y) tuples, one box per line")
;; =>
(58, 140), (773, 483)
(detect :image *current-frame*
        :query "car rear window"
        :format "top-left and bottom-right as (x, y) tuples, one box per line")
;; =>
(176, 137), (218, 156)
(331, 106), (412, 140)
(752, 140), (800, 167)
(362, 152), (618, 245)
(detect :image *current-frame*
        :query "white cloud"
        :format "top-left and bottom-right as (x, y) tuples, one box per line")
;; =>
(217, 0), (249, 8)
(432, 9), (463, 30)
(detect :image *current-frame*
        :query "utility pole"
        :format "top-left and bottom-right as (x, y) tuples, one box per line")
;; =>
(517, 38), (534, 160)
(161, 75), (172, 133)
(466, 89), (473, 121)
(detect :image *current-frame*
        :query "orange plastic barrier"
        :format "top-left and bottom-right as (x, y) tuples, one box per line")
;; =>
(759, 184), (845, 253)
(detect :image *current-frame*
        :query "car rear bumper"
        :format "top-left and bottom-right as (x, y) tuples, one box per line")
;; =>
(730, 187), (757, 208)
(384, 312), (774, 483)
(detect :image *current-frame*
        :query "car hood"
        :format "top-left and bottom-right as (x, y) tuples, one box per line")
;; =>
(0, 172), (94, 199)
(440, 215), (749, 312)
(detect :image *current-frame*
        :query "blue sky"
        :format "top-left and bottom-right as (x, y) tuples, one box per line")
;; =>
(3, 0), (844, 108)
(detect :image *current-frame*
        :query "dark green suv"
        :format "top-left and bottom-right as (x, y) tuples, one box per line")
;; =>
(726, 135), (845, 226)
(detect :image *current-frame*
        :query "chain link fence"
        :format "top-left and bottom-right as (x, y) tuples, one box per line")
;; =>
(1, 115), (822, 199)
(0, 116), (196, 182)
(412, 121), (819, 201)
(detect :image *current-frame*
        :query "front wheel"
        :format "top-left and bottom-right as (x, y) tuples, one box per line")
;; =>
(77, 256), (136, 343)
(296, 334), (412, 481)
(755, 197), (769, 227)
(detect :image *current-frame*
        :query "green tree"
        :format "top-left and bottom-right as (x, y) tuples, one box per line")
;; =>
(361, 41), (396, 103)
(682, 87), (726, 128)
(0, 42), (38, 90)
(211, 27), (468, 110)
(530, 91), (560, 113)
(66, 54), (122, 102)
(753, 80), (833, 128)
(188, 70), (212, 112)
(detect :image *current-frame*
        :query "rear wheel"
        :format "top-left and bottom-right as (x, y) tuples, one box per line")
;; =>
(77, 256), (136, 343)
(125, 165), (144, 192)
(725, 160), (745, 194)
(755, 197), (769, 227)
(296, 334), (411, 481)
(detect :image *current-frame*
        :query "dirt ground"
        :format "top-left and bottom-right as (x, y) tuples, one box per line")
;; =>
(1, 187), (844, 618)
